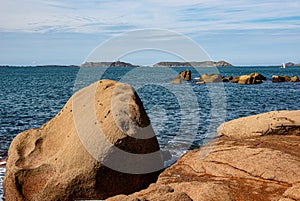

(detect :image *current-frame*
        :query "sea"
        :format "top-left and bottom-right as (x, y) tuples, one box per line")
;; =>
(0, 65), (300, 199)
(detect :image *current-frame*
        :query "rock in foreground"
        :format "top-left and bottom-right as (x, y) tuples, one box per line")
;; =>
(107, 110), (300, 201)
(4, 80), (163, 201)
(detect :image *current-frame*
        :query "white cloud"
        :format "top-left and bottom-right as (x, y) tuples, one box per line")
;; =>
(0, 0), (299, 36)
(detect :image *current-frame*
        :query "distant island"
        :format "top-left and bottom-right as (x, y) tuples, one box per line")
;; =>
(80, 60), (233, 67)
(80, 61), (138, 67)
(3, 60), (300, 68)
(0, 65), (79, 68)
(285, 62), (300, 67)
(153, 60), (232, 67)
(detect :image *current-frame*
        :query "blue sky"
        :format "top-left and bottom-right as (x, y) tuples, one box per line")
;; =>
(0, 0), (299, 66)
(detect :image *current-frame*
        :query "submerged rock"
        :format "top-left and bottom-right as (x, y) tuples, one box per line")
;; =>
(4, 80), (163, 201)
(107, 110), (300, 201)
(171, 77), (182, 84)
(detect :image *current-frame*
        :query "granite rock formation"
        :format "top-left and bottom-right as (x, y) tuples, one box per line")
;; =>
(4, 80), (163, 201)
(107, 110), (300, 201)
(290, 76), (299, 82)
(272, 75), (291, 82)
(231, 72), (266, 84)
(199, 74), (222, 83)
(272, 75), (299, 82)
(222, 76), (233, 82)
(171, 70), (191, 84)
(179, 70), (192, 81)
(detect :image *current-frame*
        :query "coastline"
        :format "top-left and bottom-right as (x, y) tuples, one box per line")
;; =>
(107, 110), (300, 201)
(0, 65), (80, 68)
(2, 108), (299, 200)
(1, 60), (300, 68)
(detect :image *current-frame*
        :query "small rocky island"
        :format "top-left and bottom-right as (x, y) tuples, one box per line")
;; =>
(153, 60), (232, 67)
(80, 61), (138, 67)
(285, 62), (300, 66)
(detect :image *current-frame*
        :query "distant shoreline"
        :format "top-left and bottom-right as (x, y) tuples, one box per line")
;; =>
(80, 60), (233, 67)
(0, 65), (80, 68)
(1, 60), (300, 68)
(1, 65), (300, 68)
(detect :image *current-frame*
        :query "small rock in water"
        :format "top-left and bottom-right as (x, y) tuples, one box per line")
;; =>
(290, 75), (299, 82)
(231, 72), (265, 84)
(199, 73), (222, 83)
(171, 70), (191, 84)
(272, 75), (290, 82)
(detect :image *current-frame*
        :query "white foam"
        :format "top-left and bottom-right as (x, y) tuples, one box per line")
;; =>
(0, 167), (5, 201)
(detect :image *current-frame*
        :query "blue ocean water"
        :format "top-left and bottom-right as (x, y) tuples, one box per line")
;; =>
(0, 65), (300, 198)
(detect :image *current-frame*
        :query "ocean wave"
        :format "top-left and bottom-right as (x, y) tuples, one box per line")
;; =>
(0, 167), (5, 201)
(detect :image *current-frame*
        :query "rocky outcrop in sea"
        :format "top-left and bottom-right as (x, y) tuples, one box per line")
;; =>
(171, 71), (300, 85)
(171, 70), (191, 84)
(272, 75), (299, 82)
(199, 73), (222, 83)
(231, 72), (266, 84)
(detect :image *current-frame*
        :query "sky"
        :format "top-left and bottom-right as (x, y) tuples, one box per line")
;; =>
(0, 0), (300, 66)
